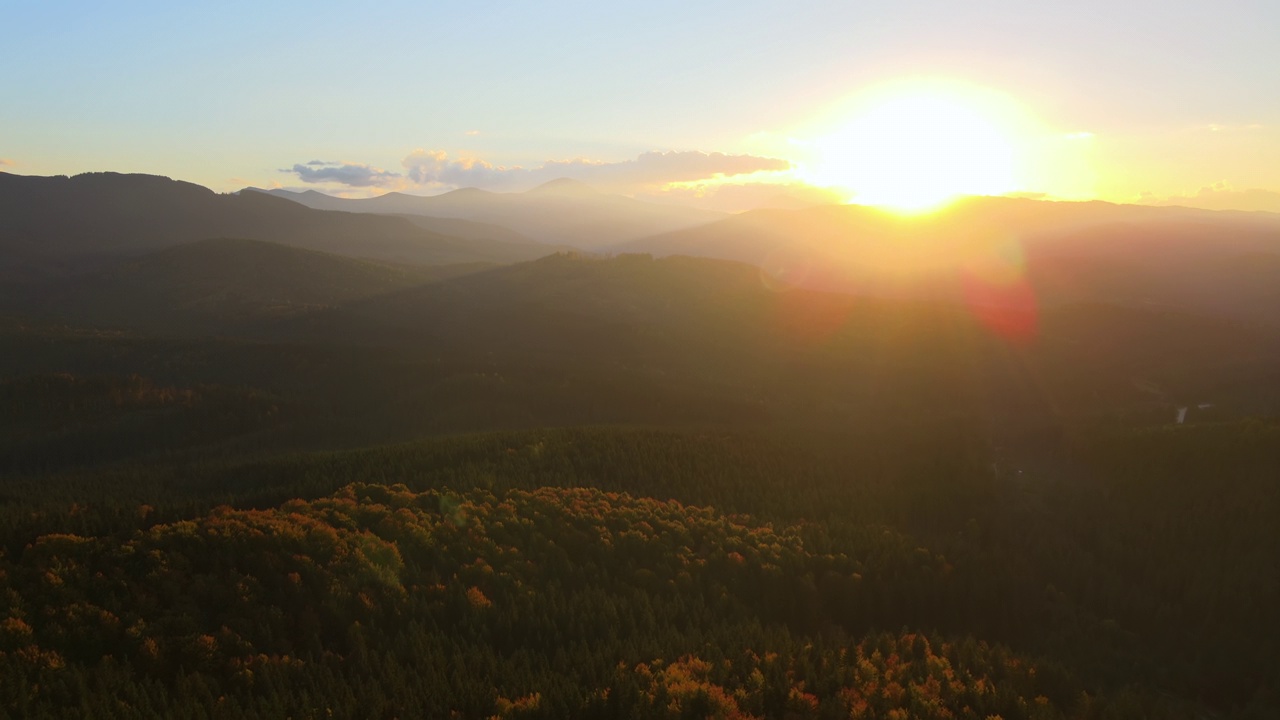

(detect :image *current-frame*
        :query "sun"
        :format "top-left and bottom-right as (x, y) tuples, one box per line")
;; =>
(800, 80), (1029, 212)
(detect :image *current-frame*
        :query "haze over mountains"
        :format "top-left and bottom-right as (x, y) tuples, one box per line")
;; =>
(2, 169), (1275, 425)
(7, 169), (1280, 339)
(615, 196), (1280, 325)
(254, 178), (725, 249)
(255, 175), (1280, 328)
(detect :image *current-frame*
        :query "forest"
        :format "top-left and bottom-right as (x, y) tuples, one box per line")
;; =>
(0, 172), (1277, 718)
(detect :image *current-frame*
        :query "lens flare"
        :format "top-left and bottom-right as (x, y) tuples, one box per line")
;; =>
(959, 232), (1038, 342)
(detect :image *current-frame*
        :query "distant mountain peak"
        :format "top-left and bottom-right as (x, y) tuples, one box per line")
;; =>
(439, 186), (497, 199)
(526, 178), (600, 196)
(66, 171), (215, 196)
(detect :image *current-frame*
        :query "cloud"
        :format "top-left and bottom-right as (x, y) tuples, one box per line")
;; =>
(0, 158), (13, 167)
(280, 149), (794, 199)
(1140, 181), (1280, 213)
(401, 150), (510, 188)
(400, 149), (791, 192)
(283, 161), (402, 188)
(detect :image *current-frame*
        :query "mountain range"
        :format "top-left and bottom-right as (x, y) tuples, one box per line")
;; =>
(13, 237), (491, 336)
(2, 168), (1279, 717)
(0, 171), (556, 282)
(613, 196), (1280, 325)
(253, 178), (725, 249)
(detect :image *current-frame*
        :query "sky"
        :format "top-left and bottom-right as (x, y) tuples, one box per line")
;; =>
(3, 1), (1279, 211)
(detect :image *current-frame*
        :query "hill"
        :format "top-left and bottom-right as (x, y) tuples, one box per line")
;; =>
(1, 423), (1275, 717)
(17, 238), (491, 335)
(240, 188), (541, 246)
(3, 251), (1275, 445)
(389, 213), (539, 245)
(615, 197), (1280, 325)
(0, 172), (556, 282)
(260, 179), (726, 249)
(0, 480), (1121, 717)
(285, 252), (1280, 424)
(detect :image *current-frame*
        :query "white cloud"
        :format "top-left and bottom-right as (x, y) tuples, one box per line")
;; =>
(280, 149), (796, 204)
(399, 149), (791, 192)
(1139, 181), (1280, 213)
(401, 150), (508, 188)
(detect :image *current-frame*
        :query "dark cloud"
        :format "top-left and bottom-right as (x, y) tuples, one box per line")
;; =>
(400, 149), (791, 191)
(283, 161), (402, 188)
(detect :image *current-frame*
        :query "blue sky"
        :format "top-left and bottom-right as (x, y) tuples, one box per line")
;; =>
(3, 1), (1278, 209)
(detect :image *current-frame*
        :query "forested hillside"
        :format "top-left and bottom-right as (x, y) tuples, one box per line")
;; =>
(0, 176), (1277, 718)
(1, 425), (1275, 717)
(13, 238), (492, 336)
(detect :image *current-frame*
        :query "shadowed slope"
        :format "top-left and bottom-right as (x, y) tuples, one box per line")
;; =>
(23, 238), (491, 335)
(284, 252), (1280, 422)
(0, 172), (556, 281)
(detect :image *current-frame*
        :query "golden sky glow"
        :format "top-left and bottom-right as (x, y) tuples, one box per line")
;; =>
(3, 5), (1278, 212)
(784, 79), (1101, 212)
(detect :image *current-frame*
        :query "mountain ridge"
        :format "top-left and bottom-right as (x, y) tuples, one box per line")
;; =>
(612, 195), (1280, 325)
(15, 237), (493, 335)
(0, 171), (557, 282)
(254, 177), (726, 248)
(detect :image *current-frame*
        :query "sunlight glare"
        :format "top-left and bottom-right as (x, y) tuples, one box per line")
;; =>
(801, 81), (1030, 212)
